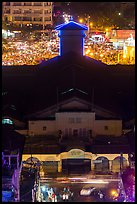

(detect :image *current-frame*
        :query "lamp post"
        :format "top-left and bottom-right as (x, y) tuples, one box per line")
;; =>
(87, 15), (90, 37)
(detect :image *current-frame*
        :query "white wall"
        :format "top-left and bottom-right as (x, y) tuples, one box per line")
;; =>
(28, 114), (122, 137)
(56, 112), (95, 135)
(28, 120), (56, 135)
(94, 120), (122, 136)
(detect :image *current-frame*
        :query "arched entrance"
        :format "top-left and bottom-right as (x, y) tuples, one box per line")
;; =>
(112, 156), (127, 172)
(26, 157), (40, 164)
(61, 149), (91, 174)
(94, 157), (109, 173)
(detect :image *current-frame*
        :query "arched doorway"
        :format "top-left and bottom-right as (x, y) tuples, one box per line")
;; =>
(94, 157), (109, 173)
(112, 156), (127, 172)
(26, 157), (40, 164)
(62, 149), (91, 174)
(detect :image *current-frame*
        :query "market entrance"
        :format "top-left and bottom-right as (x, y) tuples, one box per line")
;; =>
(62, 158), (91, 174)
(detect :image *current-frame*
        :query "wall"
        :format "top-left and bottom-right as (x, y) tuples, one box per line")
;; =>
(94, 120), (122, 136)
(28, 114), (122, 136)
(59, 30), (85, 56)
(56, 112), (95, 135)
(28, 120), (56, 135)
(22, 151), (129, 173)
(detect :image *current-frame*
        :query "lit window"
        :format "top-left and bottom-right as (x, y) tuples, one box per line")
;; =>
(2, 118), (13, 125)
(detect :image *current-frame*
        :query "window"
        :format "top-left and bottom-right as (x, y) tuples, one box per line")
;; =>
(44, 17), (51, 21)
(76, 118), (81, 123)
(43, 126), (47, 131)
(34, 10), (42, 14)
(68, 118), (75, 123)
(2, 118), (13, 125)
(44, 3), (49, 6)
(24, 2), (32, 6)
(44, 10), (51, 14)
(68, 118), (81, 123)
(13, 2), (21, 6)
(5, 2), (10, 6)
(73, 129), (78, 136)
(23, 17), (32, 21)
(34, 17), (42, 22)
(24, 10), (31, 14)
(14, 17), (22, 21)
(4, 9), (10, 14)
(13, 10), (21, 14)
(104, 126), (108, 130)
(33, 3), (42, 6)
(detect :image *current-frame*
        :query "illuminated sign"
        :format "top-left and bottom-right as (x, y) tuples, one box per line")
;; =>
(68, 149), (85, 158)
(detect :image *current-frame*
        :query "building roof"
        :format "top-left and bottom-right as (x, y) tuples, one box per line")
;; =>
(55, 21), (88, 30)
(2, 51), (135, 122)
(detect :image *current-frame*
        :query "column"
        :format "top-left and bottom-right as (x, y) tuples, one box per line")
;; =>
(109, 160), (113, 172)
(91, 160), (94, 171)
(58, 160), (62, 172)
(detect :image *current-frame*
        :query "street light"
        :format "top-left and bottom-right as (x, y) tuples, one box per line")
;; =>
(90, 22), (93, 27)
(87, 15), (90, 37)
(79, 19), (83, 23)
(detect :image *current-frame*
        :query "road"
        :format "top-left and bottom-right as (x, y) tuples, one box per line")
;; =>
(37, 175), (126, 202)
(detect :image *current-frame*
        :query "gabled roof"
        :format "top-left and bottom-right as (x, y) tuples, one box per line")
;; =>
(55, 21), (88, 30)
(26, 96), (120, 120)
(2, 51), (135, 122)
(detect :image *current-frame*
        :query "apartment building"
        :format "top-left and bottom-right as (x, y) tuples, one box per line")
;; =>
(2, 2), (53, 29)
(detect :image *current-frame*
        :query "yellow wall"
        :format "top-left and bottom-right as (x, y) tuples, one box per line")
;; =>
(22, 150), (129, 173)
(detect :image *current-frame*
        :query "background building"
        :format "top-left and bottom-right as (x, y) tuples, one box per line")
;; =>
(2, 2), (53, 30)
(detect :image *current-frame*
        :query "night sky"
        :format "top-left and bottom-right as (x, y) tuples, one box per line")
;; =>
(54, 2), (135, 28)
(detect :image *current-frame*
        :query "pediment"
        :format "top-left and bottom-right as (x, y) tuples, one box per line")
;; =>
(26, 97), (120, 120)
(59, 100), (90, 110)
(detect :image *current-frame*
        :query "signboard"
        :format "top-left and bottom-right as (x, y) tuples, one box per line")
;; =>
(68, 149), (85, 159)
(93, 160), (102, 163)
(110, 30), (135, 39)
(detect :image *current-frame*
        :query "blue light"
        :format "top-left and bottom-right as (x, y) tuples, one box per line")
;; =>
(41, 186), (46, 192)
(55, 21), (88, 30)
(55, 20), (88, 56)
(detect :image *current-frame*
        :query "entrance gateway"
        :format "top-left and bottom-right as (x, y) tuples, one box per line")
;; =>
(62, 149), (91, 174)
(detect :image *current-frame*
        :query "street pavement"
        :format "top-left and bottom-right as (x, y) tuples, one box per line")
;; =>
(38, 175), (124, 202)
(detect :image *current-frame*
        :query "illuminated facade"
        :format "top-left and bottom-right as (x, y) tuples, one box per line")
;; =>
(2, 2), (53, 29)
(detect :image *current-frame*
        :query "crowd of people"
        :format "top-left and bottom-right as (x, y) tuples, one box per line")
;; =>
(2, 34), (59, 66)
(39, 186), (73, 202)
(2, 32), (135, 66)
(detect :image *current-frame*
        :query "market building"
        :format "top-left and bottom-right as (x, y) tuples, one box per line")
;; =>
(2, 21), (135, 176)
